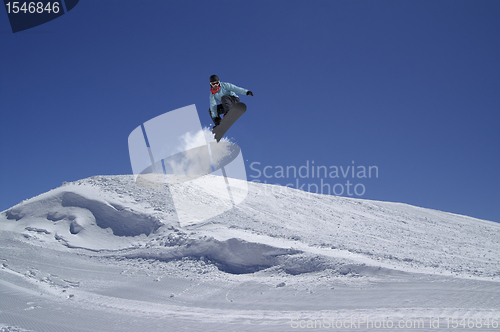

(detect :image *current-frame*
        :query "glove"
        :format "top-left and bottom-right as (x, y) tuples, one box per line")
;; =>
(246, 91), (254, 96)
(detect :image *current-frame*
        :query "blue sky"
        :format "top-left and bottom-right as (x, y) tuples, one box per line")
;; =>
(1, 0), (499, 222)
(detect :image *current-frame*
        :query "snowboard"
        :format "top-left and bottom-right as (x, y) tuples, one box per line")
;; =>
(212, 102), (247, 142)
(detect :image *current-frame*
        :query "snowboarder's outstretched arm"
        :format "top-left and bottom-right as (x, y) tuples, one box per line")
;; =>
(222, 82), (248, 96)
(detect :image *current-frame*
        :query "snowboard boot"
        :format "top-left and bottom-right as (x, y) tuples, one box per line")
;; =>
(212, 115), (222, 128)
(209, 108), (222, 128)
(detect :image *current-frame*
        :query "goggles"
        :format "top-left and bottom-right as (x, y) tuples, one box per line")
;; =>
(210, 81), (220, 87)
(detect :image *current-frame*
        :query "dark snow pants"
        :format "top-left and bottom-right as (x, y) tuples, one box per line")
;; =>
(218, 95), (240, 116)
(209, 95), (240, 125)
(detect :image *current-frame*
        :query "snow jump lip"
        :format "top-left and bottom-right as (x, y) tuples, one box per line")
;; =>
(128, 104), (248, 226)
(135, 141), (241, 187)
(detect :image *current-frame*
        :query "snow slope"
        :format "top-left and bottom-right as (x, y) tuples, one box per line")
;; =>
(1, 175), (499, 331)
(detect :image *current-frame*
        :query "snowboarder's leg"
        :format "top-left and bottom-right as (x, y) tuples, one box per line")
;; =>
(216, 104), (225, 117)
(221, 96), (240, 115)
(209, 107), (222, 126)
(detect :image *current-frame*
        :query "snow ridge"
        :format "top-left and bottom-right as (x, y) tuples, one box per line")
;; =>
(1, 175), (499, 280)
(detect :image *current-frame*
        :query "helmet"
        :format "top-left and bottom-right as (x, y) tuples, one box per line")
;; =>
(209, 75), (219, 83)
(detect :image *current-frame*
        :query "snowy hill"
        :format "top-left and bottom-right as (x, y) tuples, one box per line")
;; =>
(1, 175), (499, 331)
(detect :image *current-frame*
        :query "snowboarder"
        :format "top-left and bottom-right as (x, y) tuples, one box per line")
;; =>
(209, 75), (253, 128)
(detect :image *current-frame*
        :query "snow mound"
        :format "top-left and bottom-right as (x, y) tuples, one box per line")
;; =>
(118, 237), (301, 274)
(59, 191), (160, 236)
(1, 175), (500, 279)
(1, 179), (168, 250)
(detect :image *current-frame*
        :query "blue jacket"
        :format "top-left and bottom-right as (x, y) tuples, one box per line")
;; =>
(210, 82), (248, 118)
